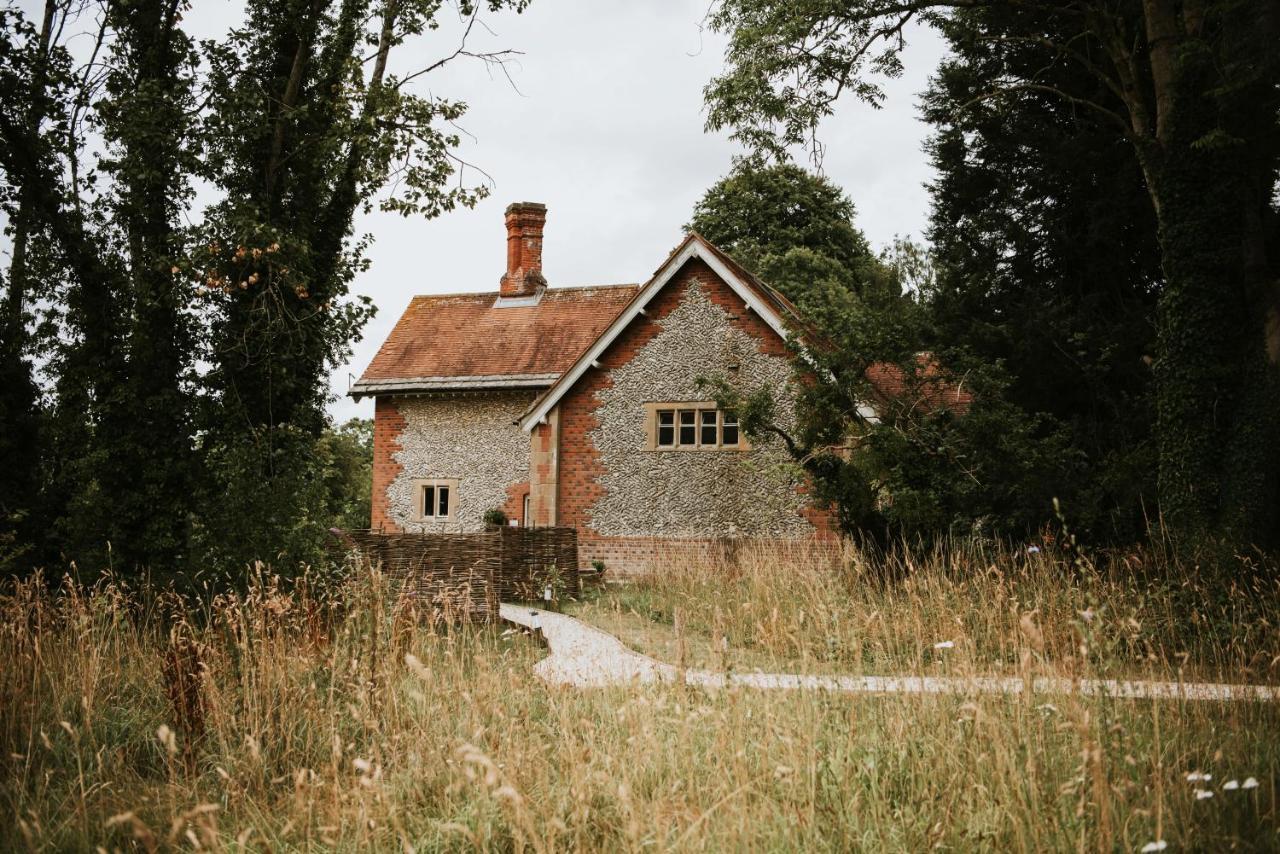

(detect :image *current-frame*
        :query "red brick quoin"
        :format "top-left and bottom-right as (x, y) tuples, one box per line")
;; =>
(370, 397), (406, 533)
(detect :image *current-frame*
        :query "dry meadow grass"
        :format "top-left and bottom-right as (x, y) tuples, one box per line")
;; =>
(1, 543), (1277, 851)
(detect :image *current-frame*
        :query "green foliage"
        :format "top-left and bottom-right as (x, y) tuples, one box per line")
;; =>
(693, 162), (1070, 541)
(688, 161), (901, 308)
(0, 1), (534, 580)
(703, 0), (1280, 553)
(483, 508), (509, 528)
(318, 418), (374, 532)
(688, 162), (872, 276)
(921, 8), (1164, 542)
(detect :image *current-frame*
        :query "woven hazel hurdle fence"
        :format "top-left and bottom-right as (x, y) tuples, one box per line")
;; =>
(493, 526), (580, 602)
(329, 527), (579, 621)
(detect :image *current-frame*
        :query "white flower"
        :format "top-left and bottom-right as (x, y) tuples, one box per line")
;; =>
(1078, 608), (1095, 623)
(1141, 841), (1168, 853)
(1026, 546), (1041, 554)
(1186, 771), (1212, 782)
(933, 640), (955, 650)
(1242, 777), (1259, 789)
(1223, 779), (1239, 790)
(1195, 789), (1214, 800)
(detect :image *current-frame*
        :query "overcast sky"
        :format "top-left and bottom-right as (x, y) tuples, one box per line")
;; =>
(321, 1), (948, 422)
(10, 0), (948, 424)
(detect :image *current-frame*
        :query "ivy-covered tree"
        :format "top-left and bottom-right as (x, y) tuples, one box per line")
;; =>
(0, 2), (57, 570)
(0, 0), (534, 578)
(704, 0), (1280, 551)
(194, 0), (531, 571)
(1, 0), (200, 572)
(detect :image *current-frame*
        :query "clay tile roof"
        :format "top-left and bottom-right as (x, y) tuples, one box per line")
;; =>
(352, 284), (640, 396)
(866, 355), (973, 413)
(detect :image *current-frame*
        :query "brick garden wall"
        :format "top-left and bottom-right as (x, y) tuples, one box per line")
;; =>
(579, 534), (843, 576)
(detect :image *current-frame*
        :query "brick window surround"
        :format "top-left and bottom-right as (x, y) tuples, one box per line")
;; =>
(642, 402), (749, 451)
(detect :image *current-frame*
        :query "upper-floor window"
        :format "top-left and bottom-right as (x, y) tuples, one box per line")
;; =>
(648, 403), (743, 450)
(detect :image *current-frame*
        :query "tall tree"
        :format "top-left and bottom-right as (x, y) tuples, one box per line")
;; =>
(922, 7), (1164, 541)
(704, 0), (1280, 550)
(195, 0), (531, 571)
(97, 0), (202, 567)
(0, 2), (57, 567)
(1, 0), (198, 572)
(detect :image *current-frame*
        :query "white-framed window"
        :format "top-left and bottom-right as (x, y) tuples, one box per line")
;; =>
(646, 403), (745, 450)
(412, 478), (458, 521)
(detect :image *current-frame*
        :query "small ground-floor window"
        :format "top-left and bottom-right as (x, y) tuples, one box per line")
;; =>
(412, 478), (459, 521)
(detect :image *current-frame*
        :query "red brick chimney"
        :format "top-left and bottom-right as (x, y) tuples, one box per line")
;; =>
(500, 202), (547, 298)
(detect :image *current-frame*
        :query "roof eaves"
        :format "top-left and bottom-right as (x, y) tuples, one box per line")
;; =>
(350, 373), (560, 399)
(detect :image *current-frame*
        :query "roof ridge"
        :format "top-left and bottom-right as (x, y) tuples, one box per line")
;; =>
(407, 282), (640, 302)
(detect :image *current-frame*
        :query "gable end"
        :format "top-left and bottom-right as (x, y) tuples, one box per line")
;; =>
(518, 236), (791, 432)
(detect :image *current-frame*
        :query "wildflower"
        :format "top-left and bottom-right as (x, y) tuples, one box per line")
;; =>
(1078, 608), (1095, 623)
(1026, 546), (1041, 554)
(1186, 771), (1211, 782)
(1242, 777), (1259, 789)
(1223, 779), (1239, 790)
(1195, 789), (1214, 800)
(1141, 842), (1168, 853)
(934, 640), (954, 650)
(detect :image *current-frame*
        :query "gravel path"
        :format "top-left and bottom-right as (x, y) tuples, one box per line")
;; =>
(499, 604), (1280, 702)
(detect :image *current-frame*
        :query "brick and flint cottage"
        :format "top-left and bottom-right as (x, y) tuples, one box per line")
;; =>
(352, 202), (841, 573)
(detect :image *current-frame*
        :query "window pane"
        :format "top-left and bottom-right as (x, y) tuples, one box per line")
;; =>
(700, 410), (718, 446)
(657, 410), (675, 446)
(423, 485), (436, 517)
(678, 410), (696, 445)
(437, 486), (450, 517)
(721, 411), (739, 447)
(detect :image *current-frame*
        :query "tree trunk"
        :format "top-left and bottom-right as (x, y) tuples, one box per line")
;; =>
(1142, 119), (1280, 549)
(0, 1), (57, 559)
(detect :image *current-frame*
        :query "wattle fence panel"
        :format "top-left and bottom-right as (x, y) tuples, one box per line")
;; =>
(329, 527), (579, 620)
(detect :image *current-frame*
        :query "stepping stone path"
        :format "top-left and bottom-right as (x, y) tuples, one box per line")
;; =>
(499, 604), (1280, 702)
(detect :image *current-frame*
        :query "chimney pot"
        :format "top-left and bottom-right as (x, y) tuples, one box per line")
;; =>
(500, 202), (547, 298)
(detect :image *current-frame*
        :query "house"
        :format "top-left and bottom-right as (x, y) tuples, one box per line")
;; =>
(352, 202), (841, 573)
